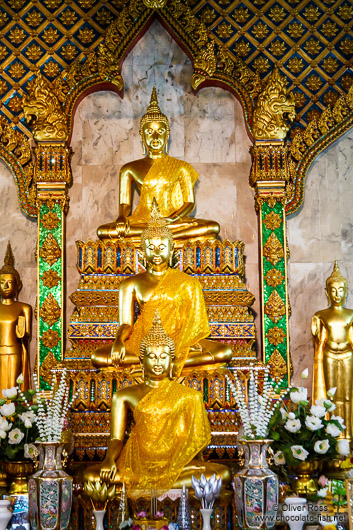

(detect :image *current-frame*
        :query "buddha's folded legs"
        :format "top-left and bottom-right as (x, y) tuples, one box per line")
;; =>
(92, 339), (232, 370)
(91, 344), (139, 369)
(82, 459), (231, 488)
(174, 459), (231, 488)
(97, 218), (219, 242)
(185, 338), (233, 368)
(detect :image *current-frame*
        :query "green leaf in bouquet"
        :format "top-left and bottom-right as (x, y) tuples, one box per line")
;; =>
(5, 445), (22, 460)
(270, 430), (280, 441)
(268, 408), (282, 431)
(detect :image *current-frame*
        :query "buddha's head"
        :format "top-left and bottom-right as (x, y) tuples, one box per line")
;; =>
(326, 261), (347, 307)
(0, 242), (21, 301)
(140, 86), (170, 157)
(139, 310), (175, 380)
(141, 199), (173, 270)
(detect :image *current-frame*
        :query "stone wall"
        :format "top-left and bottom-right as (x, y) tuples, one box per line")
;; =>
(287, 129), (353, 389)
(0, 162), (37, 367)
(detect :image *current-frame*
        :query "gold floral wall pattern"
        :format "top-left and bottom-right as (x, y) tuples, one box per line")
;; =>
(0, 0), (350, 215)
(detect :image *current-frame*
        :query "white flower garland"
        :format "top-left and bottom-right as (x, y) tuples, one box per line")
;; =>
(32, 369), (77, 443)
(226, 365), (291, 439)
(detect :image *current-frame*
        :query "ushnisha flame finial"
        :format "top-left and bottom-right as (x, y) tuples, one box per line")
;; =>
(140, 197), (174, 248)
(139, 85), (170, 136)
(0, 241), (20, 284)
(139, 308), (175, 357)
(326, 260), (347, 288)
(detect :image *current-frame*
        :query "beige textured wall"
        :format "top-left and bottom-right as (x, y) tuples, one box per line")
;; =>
(0, 161), (37, 368)
(287, 129), (353, 390)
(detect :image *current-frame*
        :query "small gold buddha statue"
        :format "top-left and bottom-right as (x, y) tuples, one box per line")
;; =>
(84, 310), (231, 496)
(0, 242), (32, 393)
(312, 261), (353, 440)
(92, 200), (232, 375)
(97, 86), (220, 243)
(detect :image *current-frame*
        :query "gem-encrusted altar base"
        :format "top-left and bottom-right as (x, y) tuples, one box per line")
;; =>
(54, 238), (260, 468)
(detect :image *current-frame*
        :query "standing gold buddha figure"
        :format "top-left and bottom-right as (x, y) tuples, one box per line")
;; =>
(84, 309), (231, 496)
(92, 200), (232, 374)
(97, 86), (220, 243)
(312, 261), (353, 440)
(0, 242), (32, 394)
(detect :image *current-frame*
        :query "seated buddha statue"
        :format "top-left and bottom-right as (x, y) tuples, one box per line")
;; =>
(0, 242), (31, 394)
(84, 310), (231, 496)
(97, 86), (220, 244)
(92, 200), (233, 376)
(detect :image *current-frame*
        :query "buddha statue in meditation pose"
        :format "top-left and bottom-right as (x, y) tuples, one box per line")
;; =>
(0, 242), (31, 394)
(312, 261), (353, 440)
(92, 200), (233, 376)
(84, 310), (231, 496)
(97, 86), (220, 243)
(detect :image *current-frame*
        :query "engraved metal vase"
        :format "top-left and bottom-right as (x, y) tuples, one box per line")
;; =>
(28, 442), (73, 530)
(2, 459), (34, 494)
(233, 439), (279, 529)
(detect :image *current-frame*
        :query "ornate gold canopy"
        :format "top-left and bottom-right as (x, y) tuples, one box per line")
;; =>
(0, 0), (351, 217)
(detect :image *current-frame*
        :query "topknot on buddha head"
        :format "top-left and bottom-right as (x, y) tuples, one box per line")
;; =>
(326, 261), (347, 290)
(0, 241), (21, 287)
(140, 198), (174, 250)
(139, 86), (170, 137)
(139, 309), (175, 359)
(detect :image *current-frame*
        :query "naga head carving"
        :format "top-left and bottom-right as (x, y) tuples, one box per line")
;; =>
(252, 67), (295, 141)
(22, 73), (68, 142)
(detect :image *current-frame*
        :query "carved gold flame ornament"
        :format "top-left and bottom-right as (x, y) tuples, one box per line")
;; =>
(142, 0), (168, 8)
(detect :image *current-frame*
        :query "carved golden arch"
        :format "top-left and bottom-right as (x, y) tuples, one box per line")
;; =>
(62, 8), (257, 144)
(0, 0), (352, 218)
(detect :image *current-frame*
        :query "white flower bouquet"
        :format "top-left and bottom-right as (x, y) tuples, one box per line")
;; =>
(30, 369), (76, 443)
(0, 369), (77, 461)
(0, 374), (39, 461)
(226, 365), (286, 439)
(268, 370), (348, 466)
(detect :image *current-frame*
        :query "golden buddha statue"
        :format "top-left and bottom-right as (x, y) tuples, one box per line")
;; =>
(92, 200), (232, 375)
(312, 261), (353, 440)
(97, 86), (220, 243)
(0, 242), (32, 394)
(84, 310), (231, 496)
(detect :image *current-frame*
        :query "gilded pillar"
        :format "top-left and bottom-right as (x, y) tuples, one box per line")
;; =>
(35, 145), (71, 389)
(23, 75), (71, 389)
(250, 68), (295, 388)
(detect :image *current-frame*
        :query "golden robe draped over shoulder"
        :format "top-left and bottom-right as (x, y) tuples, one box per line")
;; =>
(128, 155), (199, 224)
(117, 379), (211, 497)
(125, 268), (210, 376)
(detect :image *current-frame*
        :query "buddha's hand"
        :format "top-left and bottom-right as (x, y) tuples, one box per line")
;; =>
(100, 457), (117, 483)
(110, 339), (126, 367)
(16, 315), (26, 339)
(115, 216), (130, 238)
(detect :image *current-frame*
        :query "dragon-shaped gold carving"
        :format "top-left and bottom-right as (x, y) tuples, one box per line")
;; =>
(253, 67), (295, 140)
(22, 74), (68, 142)
(192, 41), (217, 90)
(142, 0), (168, 8)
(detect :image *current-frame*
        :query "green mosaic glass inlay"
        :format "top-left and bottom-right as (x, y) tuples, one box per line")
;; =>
(262, 201), (288, 387)
(38, 202), (62, 390)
